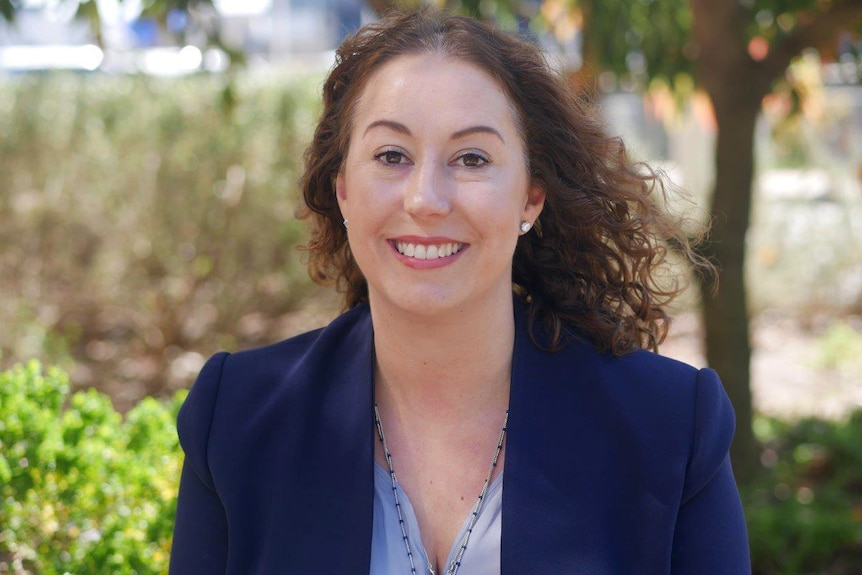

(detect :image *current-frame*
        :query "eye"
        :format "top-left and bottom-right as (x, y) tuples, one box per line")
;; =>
(454, 152), (489, 168)
(373, 149), (410, 165)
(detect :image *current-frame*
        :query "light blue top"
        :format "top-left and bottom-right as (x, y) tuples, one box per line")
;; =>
(370, 463), (503, 575)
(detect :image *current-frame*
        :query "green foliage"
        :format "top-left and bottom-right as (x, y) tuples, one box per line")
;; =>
(0, 73), (326, 401)
(554, 0), (859, 93)
(745, 0), (846, 45)
(0, 0), (15, 23)
(814, 321), (862, 372)
(0, 361), (186, 574)
(569, 0), (695, 89)
(744, 411), (862, 574)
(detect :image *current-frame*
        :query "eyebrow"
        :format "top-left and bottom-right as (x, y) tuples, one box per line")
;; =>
(364, 119), (411, 137)
(363, 120), (505, 144)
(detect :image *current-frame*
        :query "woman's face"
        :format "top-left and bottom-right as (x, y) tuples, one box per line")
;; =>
(336, 52), (544, 319)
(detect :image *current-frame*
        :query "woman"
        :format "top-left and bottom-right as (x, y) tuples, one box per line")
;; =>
(170, 9), (750, 575)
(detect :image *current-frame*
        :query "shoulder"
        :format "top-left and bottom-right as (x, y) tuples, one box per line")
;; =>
(570, 341), (736, 463)
(515, 297), (708, 404)
(176, 304), (373, 485)
(604, 348), (737, 499)
(521, 335), (736, 500)
(526, 328), (710, 405)
(223, 303), (372, 379)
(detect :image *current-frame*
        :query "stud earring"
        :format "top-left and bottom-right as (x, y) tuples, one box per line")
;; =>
(343, 219), (348, 229)
(519, 221), (532, 234)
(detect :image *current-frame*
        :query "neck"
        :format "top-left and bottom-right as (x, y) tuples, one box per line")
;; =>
(370, 292), (515, 423)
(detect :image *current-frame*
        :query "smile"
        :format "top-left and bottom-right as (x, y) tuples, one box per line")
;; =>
(394, 241), (464, 260)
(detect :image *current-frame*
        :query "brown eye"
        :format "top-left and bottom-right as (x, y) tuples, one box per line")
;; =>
(458, 153), (488, 167)
(375, 150), (407, 165)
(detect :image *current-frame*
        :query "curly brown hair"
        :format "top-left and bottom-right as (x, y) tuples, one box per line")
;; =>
(299, 9), (706, 355)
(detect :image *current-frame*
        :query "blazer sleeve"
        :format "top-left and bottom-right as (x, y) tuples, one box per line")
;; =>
(671, 368), (751, 574)
(169, 352), (230, 575)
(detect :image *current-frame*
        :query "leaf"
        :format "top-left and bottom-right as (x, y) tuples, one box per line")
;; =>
(0, 0), (16, 22)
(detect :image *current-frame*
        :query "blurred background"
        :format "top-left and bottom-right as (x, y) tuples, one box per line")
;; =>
(0, 0), (860, 573)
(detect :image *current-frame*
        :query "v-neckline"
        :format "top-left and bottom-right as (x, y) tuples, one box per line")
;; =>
(372, 462), (505, 573)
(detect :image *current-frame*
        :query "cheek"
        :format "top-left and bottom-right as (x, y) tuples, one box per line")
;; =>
(461, 200), (520, 244)
(343, 180), (400, 238)
(468, 178), (529, 218)
(356, 175), (405, 211)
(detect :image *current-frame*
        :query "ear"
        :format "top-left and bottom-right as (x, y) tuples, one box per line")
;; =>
(335, 171), (348, 213)
(522, 181), (545, 224)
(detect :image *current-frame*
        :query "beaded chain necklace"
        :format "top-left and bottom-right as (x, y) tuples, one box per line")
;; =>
(373, 404), (509, 575)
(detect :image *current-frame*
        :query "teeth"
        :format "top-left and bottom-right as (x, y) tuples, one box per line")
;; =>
(395, 241), (463, 260)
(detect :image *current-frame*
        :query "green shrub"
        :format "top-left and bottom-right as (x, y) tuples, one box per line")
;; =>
(2, 360), (862, 573)
(0, 73), (332, 404)
(744, 411), (862, 574)
(0, 361), (185, 575)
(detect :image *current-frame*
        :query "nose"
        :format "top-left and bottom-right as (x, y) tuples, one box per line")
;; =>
(403, 161), (451, 219)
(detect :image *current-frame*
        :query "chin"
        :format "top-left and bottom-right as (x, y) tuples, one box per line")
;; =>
(372, 286), (466, 318)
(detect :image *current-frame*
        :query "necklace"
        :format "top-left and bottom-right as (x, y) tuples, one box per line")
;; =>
(373, 404), (509, 575)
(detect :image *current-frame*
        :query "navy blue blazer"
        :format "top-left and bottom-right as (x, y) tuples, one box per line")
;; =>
(170, 302), (750, 574)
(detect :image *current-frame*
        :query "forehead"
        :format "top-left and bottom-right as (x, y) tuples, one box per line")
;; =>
(351, 53), (522, 137)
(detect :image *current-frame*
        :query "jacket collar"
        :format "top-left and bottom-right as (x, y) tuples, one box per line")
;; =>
(312, 300), (592, 573)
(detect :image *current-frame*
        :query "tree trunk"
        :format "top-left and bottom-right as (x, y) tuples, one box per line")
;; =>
(688, 0), (773, 484)
(689, 0), (862, 488)
(697, 94), (762, 483)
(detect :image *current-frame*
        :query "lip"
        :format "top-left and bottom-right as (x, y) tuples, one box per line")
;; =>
(388, 236), (468, 270)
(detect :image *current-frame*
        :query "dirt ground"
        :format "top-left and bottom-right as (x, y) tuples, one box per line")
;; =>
(661, 312), (862, 420)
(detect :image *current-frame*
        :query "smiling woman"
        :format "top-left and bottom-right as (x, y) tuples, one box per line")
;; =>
(169, 9), (751, 575)
(334, 52), (543, 315)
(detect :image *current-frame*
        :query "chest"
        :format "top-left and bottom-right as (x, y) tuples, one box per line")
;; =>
(374, 436), (506, 570)
(370, 463), (504, 575)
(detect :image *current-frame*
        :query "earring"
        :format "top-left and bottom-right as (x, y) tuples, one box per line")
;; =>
(343, 219), (348, 229)
(519, 221), (532, 234)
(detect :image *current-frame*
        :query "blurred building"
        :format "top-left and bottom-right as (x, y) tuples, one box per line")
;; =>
(0, 0), (368, 74)
(215, 0), (367, 64)
(0, 5), (104, 72)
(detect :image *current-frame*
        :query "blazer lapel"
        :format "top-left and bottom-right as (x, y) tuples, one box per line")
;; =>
(501, 304), (610, 574)
(287, 305), (376, 573)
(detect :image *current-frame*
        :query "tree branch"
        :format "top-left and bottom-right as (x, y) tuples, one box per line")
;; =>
(0, 0), (14, 23)
(764, 1), (862, 81)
